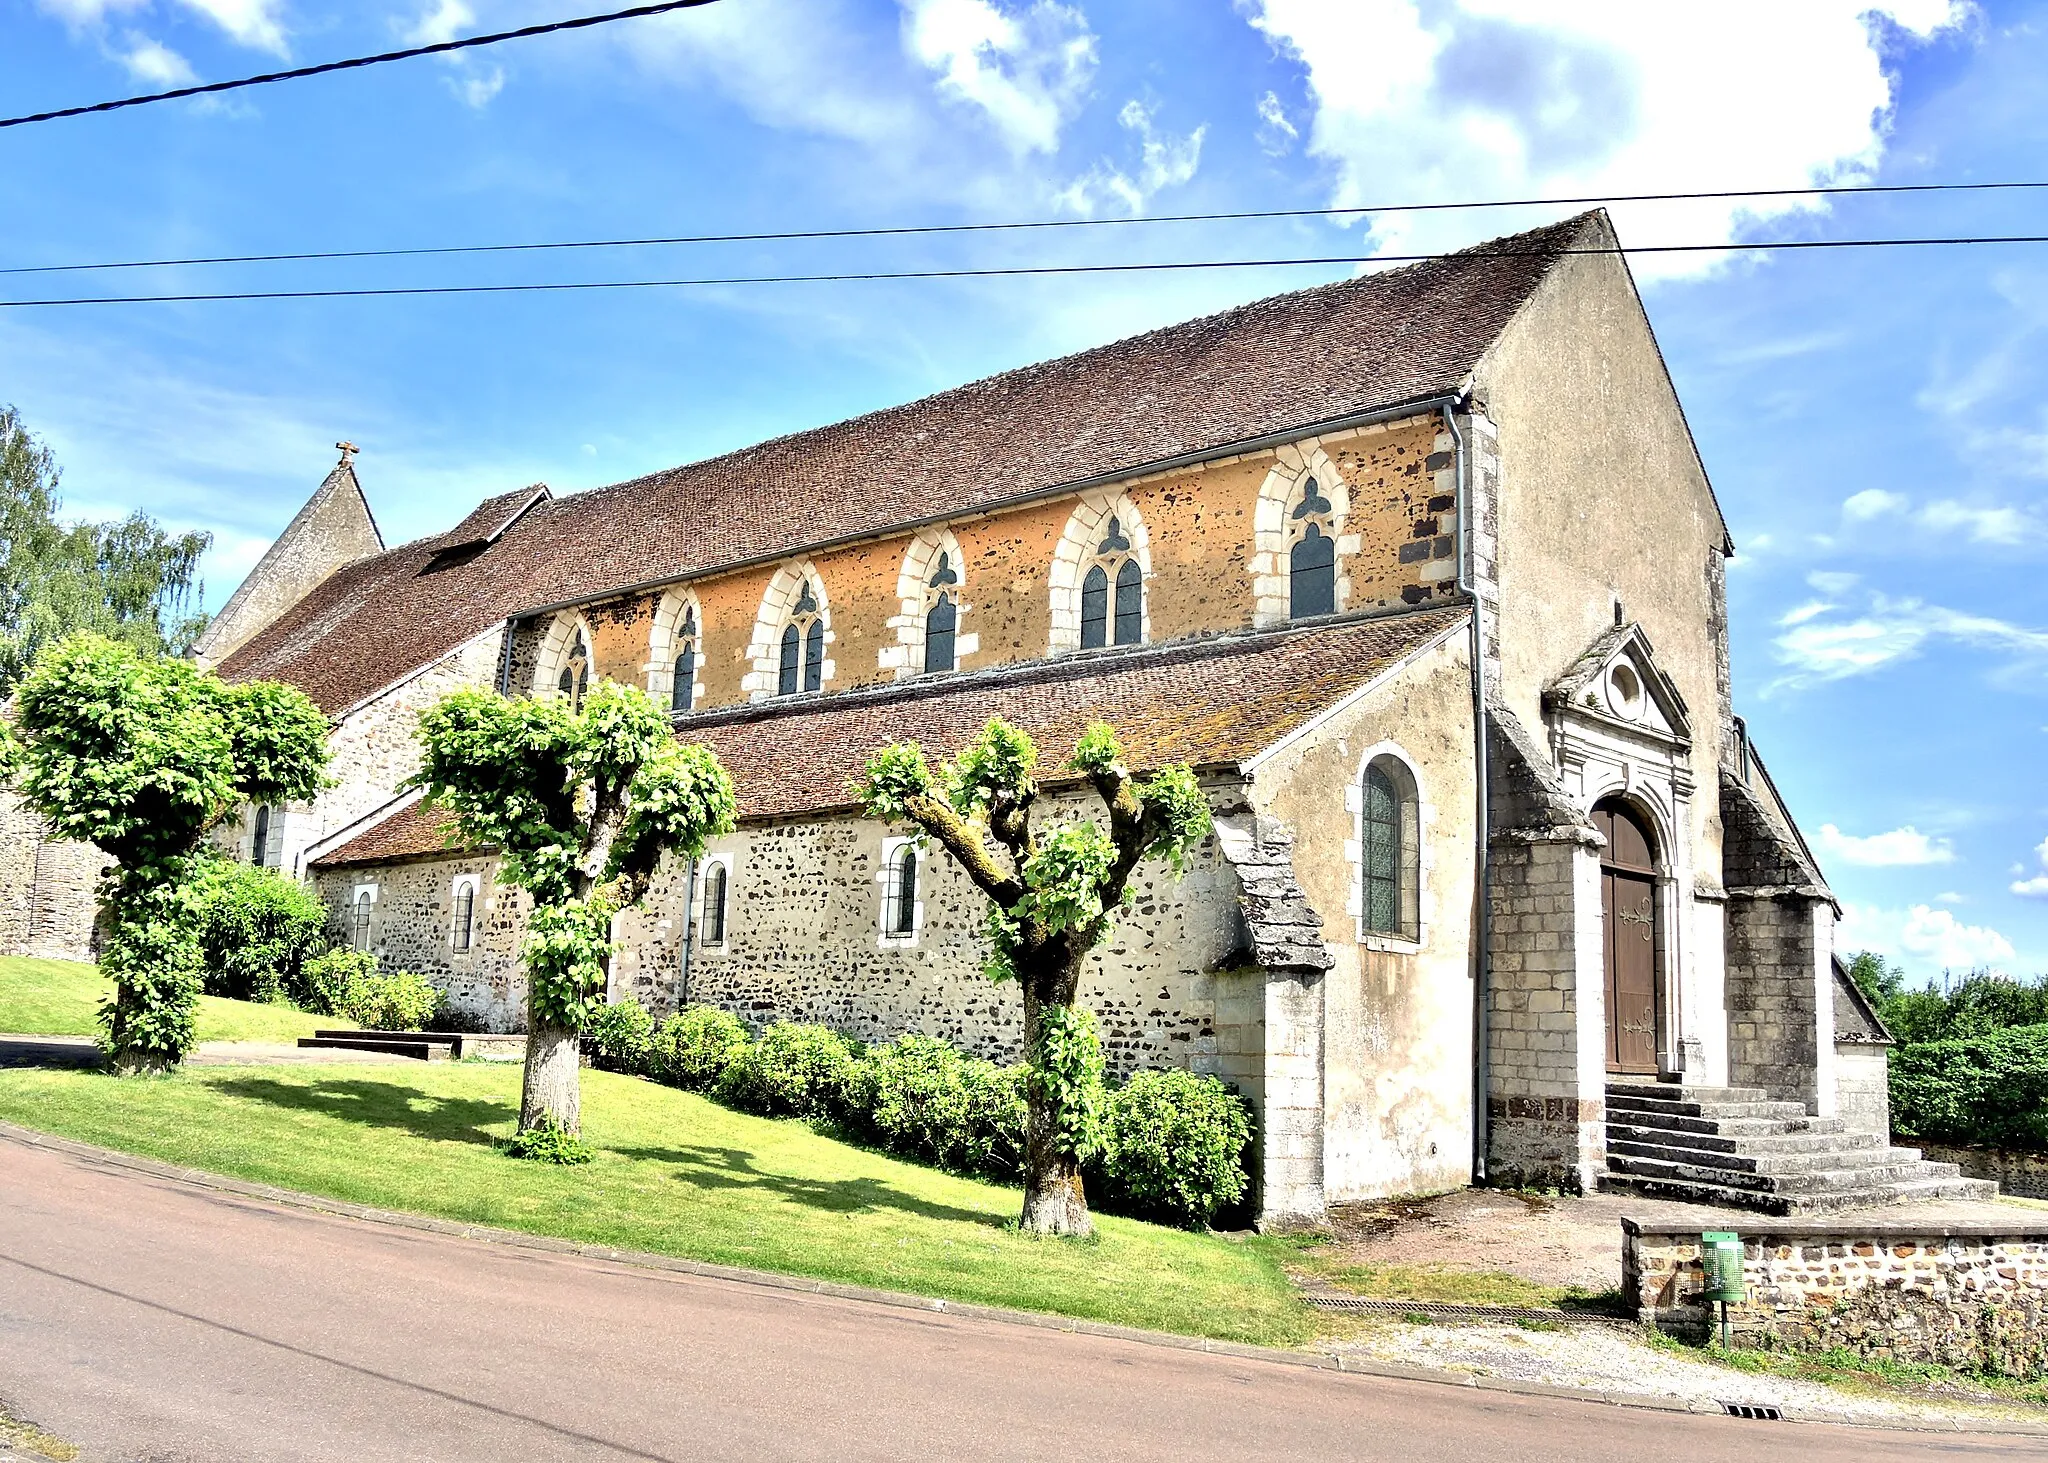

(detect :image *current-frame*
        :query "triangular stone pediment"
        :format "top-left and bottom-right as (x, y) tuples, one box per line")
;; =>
(1544, 623), (1690, 743)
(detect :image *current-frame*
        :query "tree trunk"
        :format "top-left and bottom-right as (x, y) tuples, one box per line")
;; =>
(520, 1014), (582, 1135)
(1018, 973), (1093, 1238)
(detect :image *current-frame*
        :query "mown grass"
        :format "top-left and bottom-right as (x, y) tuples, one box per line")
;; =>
(0, 1060), (1316, 1346)
(1282, 1242), (1625, 1313)
(0, 955), (325, 1045)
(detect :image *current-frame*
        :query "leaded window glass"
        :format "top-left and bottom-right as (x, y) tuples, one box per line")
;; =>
(672, 611), (697, 712)
(924, 553), (959, 673)
(702, 862), (728, 945)
(883, 844), (918, 936)
(1079, 515), (1142, 649)
(1289, 476), (1337, 620)
(250, 804), (270, 868)
(352, 890), (374, 952)
(556, 630), (590, 708)
(780, 581), (825, 695)
(1361, 757), (1420, 940)
(452, 883), (474, 952)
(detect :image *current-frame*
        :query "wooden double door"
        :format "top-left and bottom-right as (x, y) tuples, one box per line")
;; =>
(1595, 800), (1661, 1076)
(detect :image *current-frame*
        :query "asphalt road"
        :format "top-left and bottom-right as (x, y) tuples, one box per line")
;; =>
(0, 1136), (2035, 1463)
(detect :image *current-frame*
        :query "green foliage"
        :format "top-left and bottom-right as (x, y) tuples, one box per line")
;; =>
(1028, 1005), (1106, 1161)
(412, 688), (582, 902)
(851, 742), (937, 821)
(654, 1005), (751, 1090)
(949, 716), (1036, 816)
(608, 742), (738, 888)
(96, 868), (203, 1070)
(498, 1113), (595, 1165)
(337, 969), (442, 1032)
(853, 1034), (1028, 1177)
(1067, 721), (1126, 779)
(1019, 822), (1119, 937)
(190, 859), (329, 1004)
(0, 404), (212, 694)
(1098, 1068), (1253, 1229)
(583, 1000), (657, 1074)
(1844, 950), (1905, 1006)
(520, 897), (616, 1029)
(1134, 764), (1212, 874)
(717, 1021), (861, 1119)
(303, 949), (377, 1017)
(1890, 1024), (2048, 1149)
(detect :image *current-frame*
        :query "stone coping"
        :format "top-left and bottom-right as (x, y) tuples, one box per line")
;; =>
(1623, 1213), (2048, 1240)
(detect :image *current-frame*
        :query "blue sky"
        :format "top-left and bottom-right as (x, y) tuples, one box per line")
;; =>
(2, 0), (2045, 981)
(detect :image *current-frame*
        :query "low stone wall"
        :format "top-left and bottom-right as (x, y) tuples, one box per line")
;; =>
(1920, 1144), (2048, 1201)
(1624, 1216), (2048, 1377)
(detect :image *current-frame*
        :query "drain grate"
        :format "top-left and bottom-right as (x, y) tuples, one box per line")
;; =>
(1720, 1402), (1783, 1421)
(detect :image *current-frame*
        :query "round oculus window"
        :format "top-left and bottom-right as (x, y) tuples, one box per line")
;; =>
(1606, 663), (1645, 721)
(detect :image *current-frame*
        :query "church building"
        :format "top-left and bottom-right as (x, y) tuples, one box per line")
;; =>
(0, 212), (1987, 1224)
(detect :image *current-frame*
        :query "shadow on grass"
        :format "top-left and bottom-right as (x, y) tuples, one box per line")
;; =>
(613, 1142), (1007, 1230)
(210, 1075), (515, 1148)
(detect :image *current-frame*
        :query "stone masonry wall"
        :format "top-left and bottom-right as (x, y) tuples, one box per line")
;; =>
(0, 793), (108, 962)
(1833, 1039), (1890, 1139)
(1920, 1145), (2048, 1202)
(1725, 894), (1832, 1113)
(311, 855), (528, 1030)
(1626, 1218), (2048, 1377)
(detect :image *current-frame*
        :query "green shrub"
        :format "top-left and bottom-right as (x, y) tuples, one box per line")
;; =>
(1891, 1024), (2048, 1149)
(853, 1034), (1028, 1178)
(717, 1021), (860, 1119)
(1868, 965), (2048, 1046)
(584, 1000), (656, 1074)
(498, 1115), (594, 1165)
(654, 1005), (750, 1090)
(955, 1057), (1027, 1177)
(302, 949), (376, 1017)
(190, 860), (330, 1005)
(317, 962), (441, 1032)
(1098, 1068), (1254, 1229)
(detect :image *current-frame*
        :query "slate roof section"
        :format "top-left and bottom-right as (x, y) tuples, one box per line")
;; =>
(312, 607), (1466, 864)
(312, 798), (477, 870)
(217, 215), (1592, 715)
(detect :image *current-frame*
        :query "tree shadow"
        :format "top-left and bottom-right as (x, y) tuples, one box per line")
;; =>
(611, 1142), (1007, 1230)
(210, 1075), (515, 1148)
(0, 1037), (103, 1071)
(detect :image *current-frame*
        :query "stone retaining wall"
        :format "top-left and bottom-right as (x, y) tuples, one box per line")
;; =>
(1624, 1215), (2048, 1377)
(1920, 1144), (2048, 1201)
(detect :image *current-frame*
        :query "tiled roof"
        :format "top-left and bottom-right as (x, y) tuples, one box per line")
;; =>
(219, 215), (1590, 714)
(313, 607), (1465, 867)
(311, 798), (480, 869)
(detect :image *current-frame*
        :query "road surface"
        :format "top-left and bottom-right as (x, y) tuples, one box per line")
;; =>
(0, 1134), (2033, 1462)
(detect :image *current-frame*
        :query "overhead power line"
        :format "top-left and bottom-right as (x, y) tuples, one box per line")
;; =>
(7, 178), (2048, 277)
(0, 0), (724, 131)
(5, 234), (2047, 309)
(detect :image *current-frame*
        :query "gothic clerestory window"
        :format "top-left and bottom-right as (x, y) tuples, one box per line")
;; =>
(1361, 756), (1420, 940)
(924, 553), (960, 674)
(556, 630), (591, 709)
(778, 581), (825, 696)
(1289, 476), (1337, 620)
(672, 611), (699, 712)
(1080, 515), (1144, 649)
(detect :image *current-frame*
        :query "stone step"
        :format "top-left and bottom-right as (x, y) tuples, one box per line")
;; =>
(1605, 1123), (1885, 1157)
(1604, 1108), (1848, 1140)
(1599, 1170), (2000, 1215)
(313, 1027), (459, 1045)
(1605, 1152), (1948, 1195)
(1604, 1092), (1812, 1122)
(295, 1035), (447, 1061)
(1605, 1138), (1924, 1175)
(1605, 1082), (1773, 1105)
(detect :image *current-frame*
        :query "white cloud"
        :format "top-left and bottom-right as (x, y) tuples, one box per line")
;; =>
(1778, 599), (1833, 627)
(1918, 498), (2032, 545)
(36, 0), (289, 56)
(2012, 837), (2048, 899)
(407, 0), (469, 45)
(901, 0), (1097, 156)
(1841, 487), (1908, 520)
(403, 2), (504, 109)
(1807, 570), (1859, 593)
(1838, 900), (2014, 976)
(1771, 593), (2048, 690)
(1055, 99), (1206, 216)
(1239, 1), (1970, 279)
(1818, 823), (1955, 867)
(115, 31), (196, 85)
(1255, 89), (1297, 154)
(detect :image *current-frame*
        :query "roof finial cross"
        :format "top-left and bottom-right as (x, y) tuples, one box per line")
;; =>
(336, 440), (359, 464)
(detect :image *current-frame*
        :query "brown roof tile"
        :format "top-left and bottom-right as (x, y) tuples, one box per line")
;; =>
(311, 799), (479, 869)
(221, 216), (1586, 714)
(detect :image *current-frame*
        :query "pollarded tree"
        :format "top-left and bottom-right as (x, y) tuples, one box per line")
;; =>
(3, 634), (329, 1073)
(412, 680), (736, 1142)
(855, 718), (1212, 1237)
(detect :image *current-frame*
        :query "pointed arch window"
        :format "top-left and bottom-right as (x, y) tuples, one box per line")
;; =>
(672, 611), (699, 712)
(250, 804), (271, 869)
(1361, 756), (1420, 940)
(1289, 476), (1337, 620)
(924, 553), (960, 674)
(556, 630), (591, 709)
(778, 581), (825, 696)
(1080, 516), (1144, 649)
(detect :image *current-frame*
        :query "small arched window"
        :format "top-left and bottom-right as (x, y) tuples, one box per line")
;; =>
(1361, 757), (1420, 940)
(882, 842), (918, 937)
(351, 888), (375, 952)
(672, 610), (699, 713)
(451, 880), (475, 953)
(701, 860), (728, 946)
(556, 630), (591, 709)
(1289, 476), (1337, 619)
(250, 804), (271, 869)
(1080, 516), (1143, 649)
(778, 581), (825, 696)
(924, 554), (959, 674)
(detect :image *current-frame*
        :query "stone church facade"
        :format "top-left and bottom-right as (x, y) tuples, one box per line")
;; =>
(0, 212), (1958, 1223)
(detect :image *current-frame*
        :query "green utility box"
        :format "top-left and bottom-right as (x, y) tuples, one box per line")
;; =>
(1700, 1231), (1746, 1304)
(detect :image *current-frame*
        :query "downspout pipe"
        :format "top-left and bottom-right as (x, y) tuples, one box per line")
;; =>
(676, 857), (698, 1012)
(1446, 401), (1494, 1185)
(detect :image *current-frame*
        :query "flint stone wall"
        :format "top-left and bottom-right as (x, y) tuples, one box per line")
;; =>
(310, 855), (528, 1031)
(1625, 1217), (2048, 1377)
(0, 794), (107, 963)
(1919, 1145), (2048, 1202)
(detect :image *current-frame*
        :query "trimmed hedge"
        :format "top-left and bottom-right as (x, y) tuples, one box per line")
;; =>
(1891, 1024), (2048, 1150)
(588, 999), (1253, 1227)
(299, 950), (441, 1032)
(191, 860), (330, 1005)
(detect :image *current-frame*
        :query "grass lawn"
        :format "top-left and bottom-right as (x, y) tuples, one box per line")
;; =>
(0, 956), (325, 1045)
(0, 1060), (1316, 1346)
(1280, 1245), (1624, 1312)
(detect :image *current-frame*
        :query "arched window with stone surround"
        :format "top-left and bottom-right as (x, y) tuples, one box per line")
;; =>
(778, 580), (825, 696)
(250, 804), (271, 868)
(700, 860), (729, 946)
(672, 611), (699, 712)
(924, 554), (960, 673)
(882, 841), (918, 937)
(451, 878), (476, 953)
(1361, 755), (1420, 940)
(556, 630), (591, 708)
(1289, 476), (1337, 619)
(351, 886), (375, 952)
(1080, 516), (1144, 649)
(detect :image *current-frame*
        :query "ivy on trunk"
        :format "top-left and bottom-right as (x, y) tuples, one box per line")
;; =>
(411, 680), (736, 1141)
(855, 718), (1211, 1237)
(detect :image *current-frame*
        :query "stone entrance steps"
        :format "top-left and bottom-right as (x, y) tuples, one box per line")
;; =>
(298, 1030), (455, 1061)
(1599, 1082), (1997, 1215)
